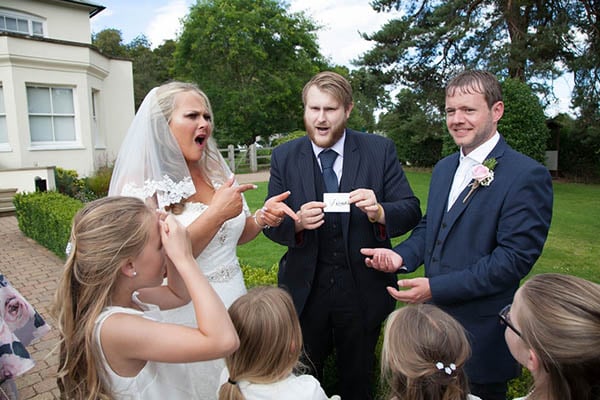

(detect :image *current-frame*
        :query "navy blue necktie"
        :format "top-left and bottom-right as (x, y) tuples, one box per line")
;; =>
(319, 149), (339, 193)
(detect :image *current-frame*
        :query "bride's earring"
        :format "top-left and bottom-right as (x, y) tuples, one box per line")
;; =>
(132, 271), (137, 277)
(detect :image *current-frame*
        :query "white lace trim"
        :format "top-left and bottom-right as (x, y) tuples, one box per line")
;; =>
(121, 175), (195, 209)
(206, 263), (241, 283)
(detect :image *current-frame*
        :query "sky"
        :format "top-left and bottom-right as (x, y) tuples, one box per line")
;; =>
(90, 0), (402, 68)
(89, 0), (573, 116)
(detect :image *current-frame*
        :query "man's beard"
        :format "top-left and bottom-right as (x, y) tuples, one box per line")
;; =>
(305, 120), (345, 148)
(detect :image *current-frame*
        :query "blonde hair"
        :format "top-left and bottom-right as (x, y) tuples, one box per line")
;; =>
(381, 304), (471, 400)
(302, 71), (353, 111)
(218, 286), (303, 400)
(155, 81), (231, 212)
(53, 196), (155, 400)
(516, 273), (600, 400)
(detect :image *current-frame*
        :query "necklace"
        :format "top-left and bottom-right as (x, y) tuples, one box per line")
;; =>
(525, 387), (535, 399)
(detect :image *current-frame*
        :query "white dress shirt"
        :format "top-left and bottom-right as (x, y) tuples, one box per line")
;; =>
(447, 133), (500, 210)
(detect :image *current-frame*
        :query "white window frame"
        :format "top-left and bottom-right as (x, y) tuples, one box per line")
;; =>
(27, 85), (82, 150)
(0, 85), (9, 152)
(0, 9), (46, 37)
(92, 89), (106, 149)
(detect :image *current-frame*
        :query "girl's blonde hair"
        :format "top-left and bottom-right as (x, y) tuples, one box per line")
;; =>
(381, 304), (471, 400)
(52, 196), (154, 400)
(516, 273), (600, 400)
(218, 286), (303, 400)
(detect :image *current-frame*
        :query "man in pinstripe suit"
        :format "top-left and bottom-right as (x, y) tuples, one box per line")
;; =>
(264, 71), (421, 400)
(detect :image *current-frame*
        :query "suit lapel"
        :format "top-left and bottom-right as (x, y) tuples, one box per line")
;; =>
(443, 136), (509, 228)
(339, 131), (359, 240)
(298, 137), (317, 202)
(429, 154), (459, 234)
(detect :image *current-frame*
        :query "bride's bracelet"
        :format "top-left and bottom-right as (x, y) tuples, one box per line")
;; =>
(253, 209), (270, 229)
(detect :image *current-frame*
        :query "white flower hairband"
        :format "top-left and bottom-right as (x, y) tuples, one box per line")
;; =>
(436, 362), (456, 375)
(65, 241), (73, 256)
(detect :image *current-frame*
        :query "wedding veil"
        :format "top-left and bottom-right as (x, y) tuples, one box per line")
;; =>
(108, 87), (196, 209)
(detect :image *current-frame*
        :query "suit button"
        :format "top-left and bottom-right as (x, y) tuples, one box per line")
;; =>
(441, 222), (447, 228)
(432, 257), (437, 262)
(436, 240), (442, 246)
(330, 278), (335, 284)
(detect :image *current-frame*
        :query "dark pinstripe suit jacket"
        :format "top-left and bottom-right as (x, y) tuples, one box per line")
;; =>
(264, 129), (421, 328)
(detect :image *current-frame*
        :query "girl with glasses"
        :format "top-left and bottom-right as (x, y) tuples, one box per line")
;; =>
(503, 273), (600, 400)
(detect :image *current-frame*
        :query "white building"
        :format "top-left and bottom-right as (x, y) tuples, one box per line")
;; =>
(0, 0), (133, 193)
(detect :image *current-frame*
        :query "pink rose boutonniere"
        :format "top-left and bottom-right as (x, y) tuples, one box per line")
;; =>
(463, 158), (497, 203)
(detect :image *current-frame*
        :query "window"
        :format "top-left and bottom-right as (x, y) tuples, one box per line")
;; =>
(27, 86), (76, 145)
(0, 86), (7, 147)
(0, 9), (45, 37)
(92, 90), (105, 148)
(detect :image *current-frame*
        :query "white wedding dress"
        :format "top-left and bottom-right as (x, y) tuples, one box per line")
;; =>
(161, 199), (249, 399)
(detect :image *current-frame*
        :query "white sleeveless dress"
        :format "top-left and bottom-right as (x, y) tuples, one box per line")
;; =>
(94, 299), (195, 399)
(160, 198), (249, 399)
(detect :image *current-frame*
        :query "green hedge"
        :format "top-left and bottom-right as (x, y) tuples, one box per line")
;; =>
(13, 191), (83, 259)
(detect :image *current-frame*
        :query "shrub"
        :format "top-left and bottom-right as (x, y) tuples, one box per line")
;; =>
(54, 165), (114, 202)
(241, 263), (278, 287)
(54, 167), (83, 198)
(84, 165), (113, 198)
(499, 78), (550, 163)
(271, 130), (306, 147)
(13, 191), (83, 259)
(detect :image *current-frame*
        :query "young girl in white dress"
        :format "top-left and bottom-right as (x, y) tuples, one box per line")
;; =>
(108, 82), (297, 398)
(218, 286), (340, 400)
(381, 304), (482, 400)
(502, 273), (600, 400)
(53, 196), (239, 400)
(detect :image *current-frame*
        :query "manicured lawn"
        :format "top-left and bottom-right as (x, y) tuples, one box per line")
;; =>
(238, 170), (600, 284)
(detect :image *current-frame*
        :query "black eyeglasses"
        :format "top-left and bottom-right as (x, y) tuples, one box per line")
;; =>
(499, 304), (522, 337)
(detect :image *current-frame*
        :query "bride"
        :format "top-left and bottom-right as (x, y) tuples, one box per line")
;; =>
(109, 81), (297, 398)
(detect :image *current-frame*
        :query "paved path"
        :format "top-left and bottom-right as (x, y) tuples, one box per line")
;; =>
(0, 171), (270, 399)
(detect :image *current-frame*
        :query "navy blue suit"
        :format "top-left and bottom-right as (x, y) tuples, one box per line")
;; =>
(265, 129), (421, 399)
(396, 136), (553, 385)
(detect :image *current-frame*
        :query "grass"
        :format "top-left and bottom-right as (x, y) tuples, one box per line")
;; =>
(238, 170), (600, 284)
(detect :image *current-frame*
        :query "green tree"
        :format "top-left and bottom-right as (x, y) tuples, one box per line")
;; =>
(361, 0), (598, 116)
(93, 30), (176, 110)
(379, 88), (444, 166)
(173, 0), (325, 146)
(127, 36), (176, 109)
(92, 28), (127, 57)
(347, 67), (390, 133)
(498, 78), (549, 163)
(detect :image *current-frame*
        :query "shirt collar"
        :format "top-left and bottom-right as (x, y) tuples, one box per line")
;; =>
(311, 130), (346, 159)
(460, 132), (499, 164)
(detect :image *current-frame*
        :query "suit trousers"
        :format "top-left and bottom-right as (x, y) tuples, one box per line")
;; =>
(470, 382), (508, 400)
(299, 265), (378, 400)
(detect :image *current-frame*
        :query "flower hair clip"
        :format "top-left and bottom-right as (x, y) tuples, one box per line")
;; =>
(436, 361), (457, 375)
(463, 157), (497, 203)
(65, 241), (73, 256)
